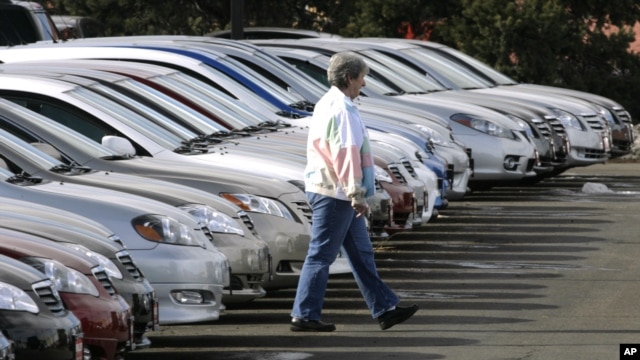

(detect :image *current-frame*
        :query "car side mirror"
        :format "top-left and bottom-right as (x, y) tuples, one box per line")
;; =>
(102, 135), (136, 157)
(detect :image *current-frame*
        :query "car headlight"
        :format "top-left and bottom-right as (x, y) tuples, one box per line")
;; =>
(375, 165), (393, 183)
(220, 193), (295, 221)
(132, 214), (204, 247)
(411, 123), (453, 147)
(179, 204), (245, 236)
(22, 257), (99, 296)
(552, 108), (585, 130)
(451, 114), (516, 139)
(63, 243), (124, 280)
(0, 281), (39, 313)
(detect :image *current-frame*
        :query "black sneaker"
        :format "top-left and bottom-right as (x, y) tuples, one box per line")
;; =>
(290, 318), (336, 332)
(377, 304), (419, 330)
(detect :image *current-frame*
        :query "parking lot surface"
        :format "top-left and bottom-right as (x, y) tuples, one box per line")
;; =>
(129, 161), (640, 360)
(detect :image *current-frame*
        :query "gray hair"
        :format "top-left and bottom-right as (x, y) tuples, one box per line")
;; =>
(327, 51), (369, 89)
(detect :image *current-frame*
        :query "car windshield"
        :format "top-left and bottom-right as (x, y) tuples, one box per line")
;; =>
(0, 103), (121, 160)
(281, 55), (399, 96)
(0, 128), (62, 169)
(69, 86), (188, 150)
(162, 72), (280, 127)
(196, 61), (288, 116)
(216, 51), (306, 103)
(435, 45), (517, 86)
(360, 49), (446, 92)
(115, 77), (229, 133)
(401, 47), (494, 89)
(86, 82), (199, 140)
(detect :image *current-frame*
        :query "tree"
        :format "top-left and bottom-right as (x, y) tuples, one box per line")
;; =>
(436, 0), (640, 122)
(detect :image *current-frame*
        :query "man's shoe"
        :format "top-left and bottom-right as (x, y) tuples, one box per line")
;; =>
(377, 304), (419, 330)
(290, 318), (336, 332)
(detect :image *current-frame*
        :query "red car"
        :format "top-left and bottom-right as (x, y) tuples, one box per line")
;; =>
(0, 227), (133, 360)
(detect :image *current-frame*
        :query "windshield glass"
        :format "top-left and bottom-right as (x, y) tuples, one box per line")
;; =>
(116, 77), (227, 133)
(0, 103), (115, 159)
(197, 62), (287, 115)
(87, 82), (198, 139)
(153, 73), (262, 129)
(403, 47), (494, 89)
(436, 46), (517, 85)
(69, 86), (186, 149)
(360, 49), (445, 92)
(0, 128), (62, 169)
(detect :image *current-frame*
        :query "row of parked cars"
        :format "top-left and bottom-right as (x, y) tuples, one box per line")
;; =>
(0, 23), (633, 360)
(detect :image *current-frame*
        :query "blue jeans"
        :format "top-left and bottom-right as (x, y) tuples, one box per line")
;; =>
(291, 192), (399, 321)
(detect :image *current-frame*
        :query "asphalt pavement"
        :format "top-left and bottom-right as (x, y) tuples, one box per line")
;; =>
(128, 161), (640, 360)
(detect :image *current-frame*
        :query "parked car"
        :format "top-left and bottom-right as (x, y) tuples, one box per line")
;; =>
(0, 74), (331, 291)
(0, 196), (157, 349)
(50, 14), (105, 40)
(0, 252), (85, 360)
(208, 27), (342, 40)
(0, 116), (270, 305)
(0, 150), (230, 325)
(339, 37), (612, 173)
(0, 227), (132, 360)
(0, 0), (60, 46)
(6, 57), (400, 228)
(254, 41), (538, 189)
(403, 38), (633, 159)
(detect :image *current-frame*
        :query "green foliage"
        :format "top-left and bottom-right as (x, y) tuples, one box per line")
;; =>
(41, 0), (640, 122)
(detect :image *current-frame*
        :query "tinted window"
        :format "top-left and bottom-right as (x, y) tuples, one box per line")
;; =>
(0, 7), (38, 45)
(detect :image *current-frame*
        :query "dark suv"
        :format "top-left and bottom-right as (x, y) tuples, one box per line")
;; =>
(0, 0), (60, 46)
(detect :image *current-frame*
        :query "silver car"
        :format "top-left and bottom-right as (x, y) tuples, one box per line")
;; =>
(0, 73), (340, 290)
(0, 118), (269, 305)
(0, 152), (229, 325)
(0, 197), (157, 348)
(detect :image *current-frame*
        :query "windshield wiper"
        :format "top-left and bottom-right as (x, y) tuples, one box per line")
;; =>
(50, 162), (92, 174)
(257, 120), (292, 130)
(50, 163), (73, 173)
(276, 110), (303, 119)
(289, 100), (315, 112)
(7, 172), (42, 184)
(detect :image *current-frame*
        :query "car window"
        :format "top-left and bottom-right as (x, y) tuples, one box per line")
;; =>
(0, 93), (151, 156)
(0, 7), (38, 45)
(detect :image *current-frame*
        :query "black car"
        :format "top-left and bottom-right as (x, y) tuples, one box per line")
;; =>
(0, 252), (85, 360)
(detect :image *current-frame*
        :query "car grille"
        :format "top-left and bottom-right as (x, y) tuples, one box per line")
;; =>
(32, 280), (65, 315)
(613, 107), (633, 125)
(581, 114), (606, 132)
(544, 116), (566, 136)
(401, 160), (418, 179)
(116, 251), (143, 280)
(582, 148), (608, 159)
(388, 164), (406, 184)
(531, 117), (554, 139)
(238, 211), (255, 231)
(291, 200), (313, 224)
(375, 179), (383, 192)
(92, 268), (117, 296)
